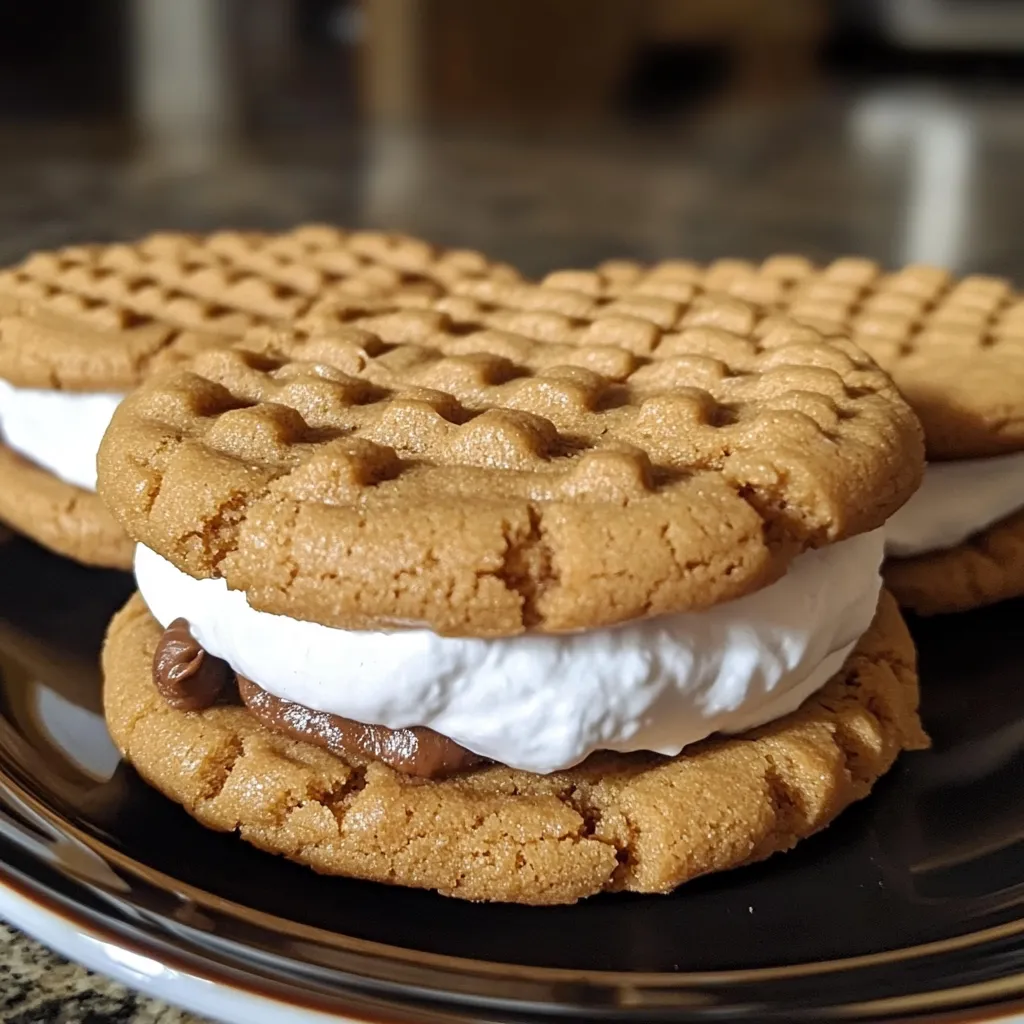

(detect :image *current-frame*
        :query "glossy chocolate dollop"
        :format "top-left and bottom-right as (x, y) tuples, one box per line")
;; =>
(152, 618), (232, 711)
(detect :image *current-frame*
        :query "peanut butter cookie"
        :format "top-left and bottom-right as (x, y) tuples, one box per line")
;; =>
(103, 590), (926, 904)
(0, 227), (516, 567)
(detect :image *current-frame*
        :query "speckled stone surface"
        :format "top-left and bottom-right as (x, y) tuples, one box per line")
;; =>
(2, 82), (1024, 1020)
(0, 924), (205, 1023)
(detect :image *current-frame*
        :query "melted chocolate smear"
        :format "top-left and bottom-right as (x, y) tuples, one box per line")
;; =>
(152, 618), (233, 711)
(237, 677), (487, 779)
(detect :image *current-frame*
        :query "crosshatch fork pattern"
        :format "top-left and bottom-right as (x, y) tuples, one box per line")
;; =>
(0, 227), (520, 391)
(99, 313), (923, 637)
(304, 277), (786, 358)
(561, 256), (1024, 351)
(12, 226), (521, 320)
(538, 257), (1024, 460)
(306, 260), (1024, 460)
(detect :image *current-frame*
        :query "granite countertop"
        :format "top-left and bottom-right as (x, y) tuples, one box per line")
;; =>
(0, 924), (204, 1023)
(2, 83), (1023, 1021)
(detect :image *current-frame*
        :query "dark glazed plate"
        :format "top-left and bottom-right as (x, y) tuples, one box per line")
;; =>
(0, 535), (1023, 1022)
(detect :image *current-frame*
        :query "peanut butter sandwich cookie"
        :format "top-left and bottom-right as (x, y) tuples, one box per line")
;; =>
(530, 258), (1024, 615)
(0, 226), (517, 568)
(98, 305), (926, 904)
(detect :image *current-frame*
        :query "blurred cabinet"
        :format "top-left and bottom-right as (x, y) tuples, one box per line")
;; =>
(646, 0), (826, 92)
(360, 0), (827, 124)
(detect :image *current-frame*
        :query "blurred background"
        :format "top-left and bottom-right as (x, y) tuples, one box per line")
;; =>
(1, 0), (1023, 277)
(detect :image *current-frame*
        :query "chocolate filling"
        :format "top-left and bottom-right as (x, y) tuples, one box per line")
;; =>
(152, 618), (233, 711)
(237, 677), (485, 779)
(151, 619), (485, 778)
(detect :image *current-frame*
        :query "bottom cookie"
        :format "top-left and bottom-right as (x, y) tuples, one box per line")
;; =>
(102, 592), (928, 905)
(885, 508), (1024, 616)
(0, 444), (134, 570)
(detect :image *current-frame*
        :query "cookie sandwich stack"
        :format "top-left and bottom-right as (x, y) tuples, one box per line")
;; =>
(99, 295), (927, 904)
(0, 227), (518, 568)
(534, 257), (1024, 615)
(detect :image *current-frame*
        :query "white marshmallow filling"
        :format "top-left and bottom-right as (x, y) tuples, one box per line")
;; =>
(135, 529), (885, 775)
(0, 379), (124, 492)
(885, 451), (1024, 558)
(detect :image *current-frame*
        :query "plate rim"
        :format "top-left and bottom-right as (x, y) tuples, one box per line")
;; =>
(0, 855), (415, 1024)
(5, 840), (1024, 1024)
(5, 759), (1024, 989)
(4, 763), (1024, 1022)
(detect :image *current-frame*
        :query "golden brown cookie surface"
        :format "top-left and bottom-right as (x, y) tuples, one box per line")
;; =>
(0, 227), (520, 392)
(102, 591), (927, 904)
(98, 309), (923, 636)
(542, 258), (1024, 461)
(0, 227), (516, 567)
(569, 257), (1024, 613)
(885, 508), (1024, 615)
(0, 444), (133, 569)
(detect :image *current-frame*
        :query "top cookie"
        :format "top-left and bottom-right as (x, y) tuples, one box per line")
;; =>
(538, 258), (1024, 461)
(0, 226), (519, 392)
(98, 301), (923, 637)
